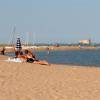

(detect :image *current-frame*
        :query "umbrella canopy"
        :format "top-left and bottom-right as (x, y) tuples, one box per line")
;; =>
(16, 38), (22, 51)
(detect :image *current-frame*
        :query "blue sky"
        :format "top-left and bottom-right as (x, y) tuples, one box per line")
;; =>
(0, 0), (100, 44)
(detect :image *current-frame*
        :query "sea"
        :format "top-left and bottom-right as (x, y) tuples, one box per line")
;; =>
(4, 49), (100, 67)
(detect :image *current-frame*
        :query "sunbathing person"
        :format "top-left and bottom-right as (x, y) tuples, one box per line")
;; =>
(14, 51), (26, 62)
(24, 49), (49, 65)
(15, 50), (49, 65)
(24, 49), (36, 59)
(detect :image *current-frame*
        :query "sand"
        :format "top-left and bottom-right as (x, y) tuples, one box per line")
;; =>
(0, 58), (100, 100)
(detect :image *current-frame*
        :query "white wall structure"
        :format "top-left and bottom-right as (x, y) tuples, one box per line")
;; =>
(79, 40), (91, 45)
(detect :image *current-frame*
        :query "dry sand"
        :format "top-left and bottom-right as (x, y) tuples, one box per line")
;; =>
(0, 56), (100, 100)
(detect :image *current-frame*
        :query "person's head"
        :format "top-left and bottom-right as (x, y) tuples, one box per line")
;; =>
(24, 49), (29, 54)
(20, 51), (23, 55)
(2, 47), (5, 50)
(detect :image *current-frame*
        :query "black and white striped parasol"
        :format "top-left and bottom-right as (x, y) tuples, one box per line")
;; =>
(16, 38), (22, 51)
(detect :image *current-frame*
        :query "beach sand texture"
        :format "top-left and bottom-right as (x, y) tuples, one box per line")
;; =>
(0, 61), (100, 100)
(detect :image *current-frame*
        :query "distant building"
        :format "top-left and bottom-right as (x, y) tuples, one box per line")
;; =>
(79, 39), (91, 45)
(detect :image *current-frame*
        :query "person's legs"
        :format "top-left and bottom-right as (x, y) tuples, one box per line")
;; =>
(34, 60), (49, 65)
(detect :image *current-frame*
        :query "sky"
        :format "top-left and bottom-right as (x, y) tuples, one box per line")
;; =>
(0, 0), (100, 44)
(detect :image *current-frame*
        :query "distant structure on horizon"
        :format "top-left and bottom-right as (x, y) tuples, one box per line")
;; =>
(79, 39), (91, 45)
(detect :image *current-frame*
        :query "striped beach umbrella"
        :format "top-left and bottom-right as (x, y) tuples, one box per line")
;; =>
(16, 38), (22, 51)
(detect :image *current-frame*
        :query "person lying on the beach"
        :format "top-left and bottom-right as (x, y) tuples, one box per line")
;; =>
(24, 49), (36, 59)
(14, 50), (49, 65)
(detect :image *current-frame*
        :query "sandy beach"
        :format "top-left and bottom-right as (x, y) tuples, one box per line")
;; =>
(0, 55), (100, 100)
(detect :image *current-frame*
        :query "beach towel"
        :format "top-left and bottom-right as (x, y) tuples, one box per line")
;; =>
(0, 58), (24, 63)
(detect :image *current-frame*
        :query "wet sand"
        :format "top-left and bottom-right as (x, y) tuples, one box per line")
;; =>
(0, 55), (100, 100)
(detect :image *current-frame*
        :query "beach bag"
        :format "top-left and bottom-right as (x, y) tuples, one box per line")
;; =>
(27, 58), (34, 63)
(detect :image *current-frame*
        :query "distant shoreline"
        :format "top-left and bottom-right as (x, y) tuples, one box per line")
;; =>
(0, 45), (100, 53)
